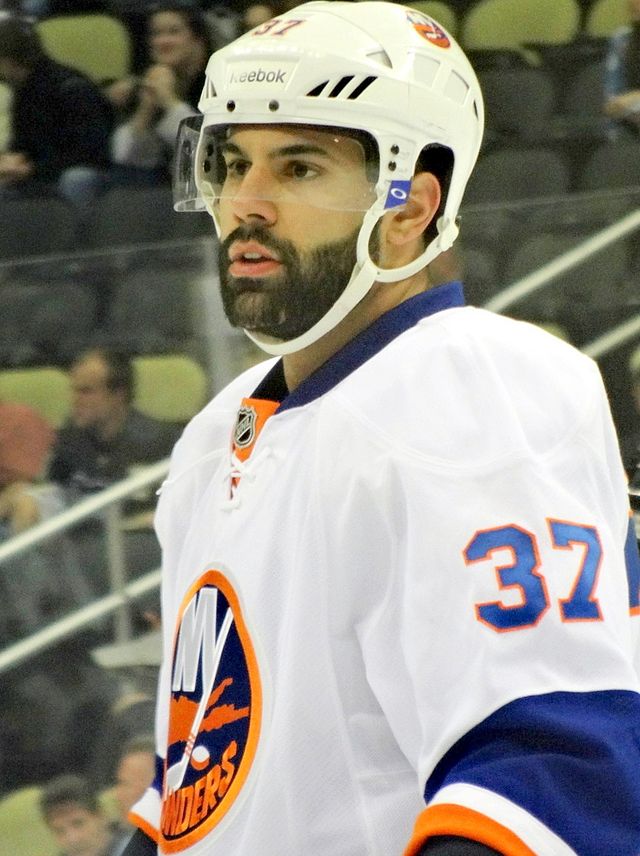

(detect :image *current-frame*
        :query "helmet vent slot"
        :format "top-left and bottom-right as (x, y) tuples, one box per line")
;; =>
(307, 80), (329, 97)
(204, 77), (217, 98)
(306, 75), (377, 100)
(347, 75), (376, 100)
(329, 76), (354, 97)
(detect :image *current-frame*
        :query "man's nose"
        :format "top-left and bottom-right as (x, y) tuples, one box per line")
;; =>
(229, 166), (277, 226)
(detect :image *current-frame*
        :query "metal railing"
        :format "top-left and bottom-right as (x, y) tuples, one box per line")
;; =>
(0, 460), (169, 674)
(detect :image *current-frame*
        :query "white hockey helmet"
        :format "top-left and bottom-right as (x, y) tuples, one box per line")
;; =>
(174, 1), (484, 355)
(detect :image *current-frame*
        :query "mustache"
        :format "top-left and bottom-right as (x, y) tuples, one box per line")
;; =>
(219, 224), (296, 265)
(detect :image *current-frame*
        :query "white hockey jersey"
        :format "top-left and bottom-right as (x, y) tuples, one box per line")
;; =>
(132, 281), (640, 855)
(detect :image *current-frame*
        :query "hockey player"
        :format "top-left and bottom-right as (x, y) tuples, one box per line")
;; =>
(124, 3), (640, 854)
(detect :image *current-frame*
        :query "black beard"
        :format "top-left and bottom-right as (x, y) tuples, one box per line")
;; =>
(218, 223), (361, 342)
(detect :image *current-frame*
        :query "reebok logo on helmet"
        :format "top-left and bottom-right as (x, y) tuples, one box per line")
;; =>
(228, 65), (289, 86)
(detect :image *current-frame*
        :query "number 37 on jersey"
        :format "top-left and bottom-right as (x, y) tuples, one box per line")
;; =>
(463, 517), (640, 632)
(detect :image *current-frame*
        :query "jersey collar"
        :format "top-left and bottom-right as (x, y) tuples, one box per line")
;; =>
(253, 280), (465, 412)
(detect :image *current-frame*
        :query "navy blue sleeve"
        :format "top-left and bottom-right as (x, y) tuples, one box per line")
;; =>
(425, 690), (640, 855)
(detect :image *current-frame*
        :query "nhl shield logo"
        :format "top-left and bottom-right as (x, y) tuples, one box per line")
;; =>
(160, 570), (262, 851)
(234, 406), (258, 449)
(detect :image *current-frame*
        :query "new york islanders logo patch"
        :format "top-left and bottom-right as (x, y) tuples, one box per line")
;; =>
(160, 570), (261, 851)
(406, 10), (450, 48)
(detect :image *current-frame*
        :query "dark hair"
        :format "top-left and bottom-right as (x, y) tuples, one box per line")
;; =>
(75, 348), (135, 404)
(417, 144), (454, 245)
(0, 16), (44, 68)
(40, 774), (101, 822)
(121, 733), (156, 759)
(147, 2), (214, 56)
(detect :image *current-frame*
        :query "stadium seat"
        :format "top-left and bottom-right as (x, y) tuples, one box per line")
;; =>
(557, 57), (608, 118)
(103, 266), (196, 352)
(461, 0), (581, 52)
(36, 14), (132, 84)
(0, 366), (71, 427)
(584, 0), (630, 37)
(133, 354), (209, 422)
(0, 196), (79, 262)
(539, 56), (610, 161)
(0, 280), (97, 367)
(463, 146), (571, 205)
(577, 140), (640, 191)
(0, 786), (57, 856)
(85, 186), (177, 250)
(502, 229), (629, 318)
(84, 186), (210, 250)
(476, 66), (556, 144)
(99, 785), (120, 823)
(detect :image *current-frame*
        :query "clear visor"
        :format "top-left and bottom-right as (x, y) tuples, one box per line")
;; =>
(173, 116), (392, 214)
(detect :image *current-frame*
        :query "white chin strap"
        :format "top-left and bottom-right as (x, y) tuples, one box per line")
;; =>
(243, 205), (459, 357)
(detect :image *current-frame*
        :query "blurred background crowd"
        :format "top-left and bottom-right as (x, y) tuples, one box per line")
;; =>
(0, 0), (639, 853)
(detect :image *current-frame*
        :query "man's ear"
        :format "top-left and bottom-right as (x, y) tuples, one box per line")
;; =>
(384, 172), (441, 248)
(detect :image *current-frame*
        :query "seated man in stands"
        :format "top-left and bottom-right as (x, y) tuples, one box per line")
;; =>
(49, 348), (181, 504)
(40, 774), (121, 856)
(0, 400), (55, 536)
(112, 735), (156, 853)
(0, 15), (113, 215)
(0, 401), (92, 638)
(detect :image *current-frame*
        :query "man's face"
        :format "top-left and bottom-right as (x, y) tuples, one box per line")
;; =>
(46, 804), (109, 856)
(215, 126), (376, 341)
(149, 11), (200, 69)
(70, 356), (120, 430)
(115, 751), (155, 822)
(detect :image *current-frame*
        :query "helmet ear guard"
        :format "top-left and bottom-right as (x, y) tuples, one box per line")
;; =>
(173, 1), (484, 354)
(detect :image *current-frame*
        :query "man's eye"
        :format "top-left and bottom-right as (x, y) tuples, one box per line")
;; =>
(287, 161), (319, 180)
(224, 159), (250, 178)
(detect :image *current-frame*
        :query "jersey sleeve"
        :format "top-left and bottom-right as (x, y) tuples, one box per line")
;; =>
(322, 328), (640, 855)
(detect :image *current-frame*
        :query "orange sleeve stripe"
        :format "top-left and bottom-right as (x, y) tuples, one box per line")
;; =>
(403, 803), (537, 856)
(128, 810), (160, 844)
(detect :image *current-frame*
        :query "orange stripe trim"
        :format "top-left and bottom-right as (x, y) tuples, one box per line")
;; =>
(128, 810), (160, 844)
(403, 804), (537, 856)
(630, 606), (640, 616)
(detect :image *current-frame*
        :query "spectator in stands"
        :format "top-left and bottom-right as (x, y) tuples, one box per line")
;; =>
(0, 15), (113, 214)
(108, 3), (212, 184)
(89, 625), (160, 789)
(40, 773), (121, 856)
(604, 0), (640, 136)
(241, 0), (310, 32)
(242, 2), (279, 31)
(48, 348), (181, 503)
(0, 401), (54, 536)
(0, 401), (93, 639)
(112, 735), (156, 854)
